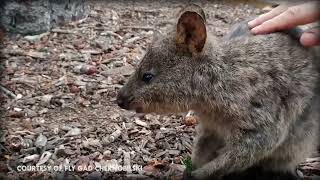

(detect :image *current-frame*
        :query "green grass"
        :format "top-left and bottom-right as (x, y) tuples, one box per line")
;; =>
(182, 156), (193, 175)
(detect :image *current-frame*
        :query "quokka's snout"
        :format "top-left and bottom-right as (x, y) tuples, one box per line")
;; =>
(116, 89), (132, 110)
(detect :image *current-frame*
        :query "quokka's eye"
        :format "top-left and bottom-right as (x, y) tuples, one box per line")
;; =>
(142, 73), (154, 83)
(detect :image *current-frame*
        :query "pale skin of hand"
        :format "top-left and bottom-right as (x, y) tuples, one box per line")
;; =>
(248, 1), (320, 47)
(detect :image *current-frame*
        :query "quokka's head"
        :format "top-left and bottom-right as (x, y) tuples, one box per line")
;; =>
(117, 4), (211, 114)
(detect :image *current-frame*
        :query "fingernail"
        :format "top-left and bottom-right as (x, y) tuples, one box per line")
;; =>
(251, 26), (260, 34)
(300, 32), (320, 47)
(248, 20), (255, 28)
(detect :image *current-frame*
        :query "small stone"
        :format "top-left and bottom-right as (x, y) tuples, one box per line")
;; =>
(103, 150), (111, 157)
(41, 95), (53, 105)
(65, 128), (81, 137)
(21, 139), (33, 149)
(22, 154), (40, 163)
(35, 133), (47, 148)
(74, 65), (97, 75)
(69, 85), (80, 93)
(16, 94), (23, 99)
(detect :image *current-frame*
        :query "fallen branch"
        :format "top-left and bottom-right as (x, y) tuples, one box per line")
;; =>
(0, 84), (17, 99)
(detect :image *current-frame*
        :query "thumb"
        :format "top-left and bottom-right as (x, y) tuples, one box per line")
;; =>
(300, 28), (320, 47)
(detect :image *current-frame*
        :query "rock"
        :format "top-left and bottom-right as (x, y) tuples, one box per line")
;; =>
(69, 85), (80, 93)
(0, 0), (90, 35)
(35, 133), (47, 148)
(16, 94), (23, 99)
(74, 64), (97, 75)
(41, 94), (53, 106)
(0, 1), (50, 35)
(22, 154), (40, 163)
(21, 139), (33, 149)
(103, 150), (112, 157)
(50, 0), (89, 26)
(65, 127), (81, 137)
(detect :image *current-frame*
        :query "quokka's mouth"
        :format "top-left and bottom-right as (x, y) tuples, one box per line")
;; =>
(117, 96), (146, 113)
(129, 100), (145, 113)
(134, 106), (144, 113)
(116, 94), (134, 110)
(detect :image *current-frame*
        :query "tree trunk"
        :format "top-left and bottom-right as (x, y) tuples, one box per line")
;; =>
(0, 0), (89, 35)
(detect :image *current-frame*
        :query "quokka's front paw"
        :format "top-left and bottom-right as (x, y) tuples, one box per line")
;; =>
(190, 168), (222, 180)
(182, 169), (198, 180)
(183, 169), (216, 180)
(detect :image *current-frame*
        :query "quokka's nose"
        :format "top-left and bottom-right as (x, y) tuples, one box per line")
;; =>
(116, 93), (130, 110)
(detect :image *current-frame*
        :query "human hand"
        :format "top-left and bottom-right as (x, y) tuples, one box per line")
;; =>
(248, 1), (320, 47)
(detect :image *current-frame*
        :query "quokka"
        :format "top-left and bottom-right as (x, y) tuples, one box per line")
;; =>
(117, 4), (320, 180)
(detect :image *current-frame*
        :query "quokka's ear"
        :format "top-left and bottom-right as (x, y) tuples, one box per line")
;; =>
(176, 4), (207, 55)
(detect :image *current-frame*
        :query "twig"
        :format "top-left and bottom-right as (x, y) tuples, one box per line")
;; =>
(101, 31), (123, 40)
(133, 9), (160, 13)
(120, 25), (156, 31)
(51, 28), (77, 34)
(1, 49), (24, 56)
(0, 84), (16, 99)
(70, 17), (88, 26)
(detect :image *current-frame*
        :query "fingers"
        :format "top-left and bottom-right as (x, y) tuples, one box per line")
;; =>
(248, 4), (289, 28)
(249, 1), (320, 35)
(300, 28), (320, 47)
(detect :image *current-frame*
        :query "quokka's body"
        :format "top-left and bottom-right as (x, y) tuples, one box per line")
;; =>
(117, 4), (320, 180)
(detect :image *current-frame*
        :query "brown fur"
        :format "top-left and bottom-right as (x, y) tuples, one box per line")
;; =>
(117, 4), (320, 180)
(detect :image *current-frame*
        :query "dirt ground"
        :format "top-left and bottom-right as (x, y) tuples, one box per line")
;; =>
(0, 0), (319, 179)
